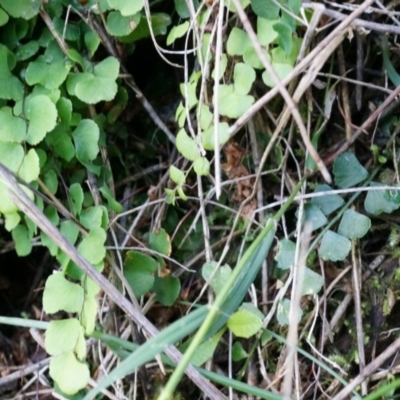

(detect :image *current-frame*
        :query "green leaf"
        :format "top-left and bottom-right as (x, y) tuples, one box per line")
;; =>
(167, 21), (189, 46)
(174, 0), (199, 18)
(12, 224), (32, 256)
(257, 18), (279, 46)
(80, 206), (108, 230)
(73, 74), (118, 104)
(25, 95), (57, 145)
(78, 228), (107, 265)
(243, 46), (270, 69)
(25, 55), (71, 90)
(67, 57), (120, 104)
(41, 231), (58, 257)
(69, 183), (84, 216)
(184, 329), (225, 367)
(107, 0), (143, 16)
(99, 185), (124, 213)
(333, 152), (368, 188)
(301, 267), (323, 295)
(176, 186), (188, 201)
(0, 74), (23, 101)
(211, 54), (228, 81)
(149, 228), (171, 256)
(202, 261), (232, 296)
(60, 220), (80, 247)
(277, 298), (302, 326)
(228, 309), (262, 338)
(53, 17), (80, 41)
(232, 341), (248, 361)
(0, 0), (40, 19)
(43, 170), (58, 195)
(218, 85), (254, 119)
(124, 251), (157, 297)
(0, 142), (24, 172)
(199, 104), (213, 131)
(227, 28), (250, 56)
(319, 230), (351, 261)
(0, 106), (26, 143)
(176, 129), (200, 161)
(45, 318), (83, 355)
(43, 272), (85, 314)
(180, 71), (201, 109)
(310, 184), (345, 216)
(227, 0), (250, 13)
(67, 48), (85, 69)
(262, 63), (293, 88)
(85, 31), (101, 58)
(364, 182), (400, 215)
(0, 44), (23, 101)
(0, 7), (9, 27)
(337, 210), (371, 239)
(169, 165), (185, 185)
(251, 0), (279, 19)
(0, 182), (18, 214)
(202, 122), (230, 151)
(94, 56), (120, 80)
(119, 13), (171, 42)
(4, 212), (20, 231)
(83, 277), (101, 297)
(75, 324), (87, 360)
(300, 203), (328, 231)
(273, 22), (293, 55)
(46, 125), (75, 162)
(19, 149), (39, 183)
(72, 119), (100, 162)
(234, 63), (256, 95)
(193, 157), (210, 176)
(56, 97), (72, 126)
(80, 296), (98, 335)
(49, 351), (90, 395)
(154, 275), (181, 306)
(15, 40), (39, 61)
(275, 239), (295, 270)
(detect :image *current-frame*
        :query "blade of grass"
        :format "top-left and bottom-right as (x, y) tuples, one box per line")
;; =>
(363, 378), (400, 400)
(0, 316), (49, 330)
(93, 330), (284, 400)
(158, 179), (305, 400)
(83, 306), (209, 400)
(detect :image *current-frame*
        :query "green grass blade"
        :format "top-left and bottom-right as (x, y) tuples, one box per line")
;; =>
(158, 179), (305, 400)
(206, 229), (275, 338)
(93, 330), (283, 399)
(0, 316), (49, 330)
(83, 306), (209, 400)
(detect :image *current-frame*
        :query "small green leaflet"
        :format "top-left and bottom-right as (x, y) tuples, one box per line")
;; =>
(43, 272), (84, 314)
(319, 230), (351, 261)
(49, 351), (90, 395)
(202, 261), (232, 295)
(45, 318), (83, 356)
(176, 128), (200, 161)
(333, 152), (368, 188)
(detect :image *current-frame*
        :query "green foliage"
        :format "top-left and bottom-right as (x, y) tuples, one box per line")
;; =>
(333, 152), (369, 188)
(228, 303), (264, 338)
(202, 261), (232, 295)
(2, 0), (399, 397)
